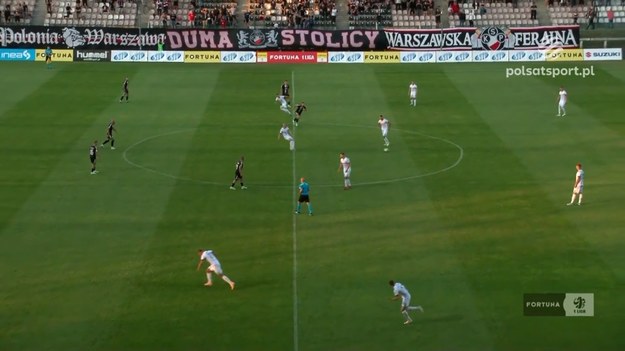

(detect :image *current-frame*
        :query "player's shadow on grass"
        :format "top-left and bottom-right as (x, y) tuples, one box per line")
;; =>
(413, 313), (464, 324)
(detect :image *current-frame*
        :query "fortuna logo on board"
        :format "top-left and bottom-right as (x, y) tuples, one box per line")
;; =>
(267, 51), (317, 63)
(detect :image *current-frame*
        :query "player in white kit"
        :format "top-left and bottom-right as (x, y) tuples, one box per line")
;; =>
(409, 81), (418, 106)
(567, 163), (584, 206)
(557, 86), (567, 117)
(276, 94), (291, 115)
(378, 115), (391, 148)
(389, 280), (423, 324)
(337, 152), (351, 190)
(196, 249), (236, 290)
(278, 123), (295, 150)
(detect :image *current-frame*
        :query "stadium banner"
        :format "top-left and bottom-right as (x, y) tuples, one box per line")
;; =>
(364, 51), (400, 63)
(35, 48), (73, 61)
(317, 52), (328, 63)
(184, 51), (220, 63)
(0, 48), (35, 61)
(74, 49), (110, 62)
(545, 49), (583, 62)
(1, 26), (579, 51)
(508, 50), (546, 62)
(327, 51), (364, 63)
(472, 50), (509, 62)
(583, 48), (622, 61)
(111, 50), (148, 62)
(400, 51), (436, 63)
(146, 50), (184, 62)
(259, 51), (319, 63)
(435, 50), (472, 63)
(220, 51), (256, 63)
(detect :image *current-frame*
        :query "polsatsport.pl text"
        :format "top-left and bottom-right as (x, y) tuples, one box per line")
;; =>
(505, 66), (595, 78)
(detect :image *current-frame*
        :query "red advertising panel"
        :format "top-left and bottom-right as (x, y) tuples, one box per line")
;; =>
(265, 51), (318, 63)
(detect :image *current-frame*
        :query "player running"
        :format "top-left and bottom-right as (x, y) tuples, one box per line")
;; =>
(230, 156), (247, 190)
(409, 81), (417, 106)
(293, 102), (307, 127)
(278, 123), (295, 151)
(337, 152), (352, 190)
(557, 86), (567, 117)
(119, 77), (129, 103)
(196, 249), (236, 290)
(275, 94), (291, 115)
(389, 280), (424, 324)
(101, 119), (117, 150)
(378, 115), (391, 148)
(281, 80), (290, 102)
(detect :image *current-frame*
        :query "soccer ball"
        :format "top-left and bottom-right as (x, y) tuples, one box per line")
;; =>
(384, 148), (389, 152)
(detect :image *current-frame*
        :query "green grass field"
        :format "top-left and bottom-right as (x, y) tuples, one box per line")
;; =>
(1, 60), (624, 351)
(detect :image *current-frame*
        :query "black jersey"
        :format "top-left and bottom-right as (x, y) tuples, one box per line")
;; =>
(106, 122), (115, 136)
(281, 82), (289, 96)
(295, 104), (307, 115)
(89, 145), (97, 158)
(122, 79), (128, 91)
(235, 159), (244, 173)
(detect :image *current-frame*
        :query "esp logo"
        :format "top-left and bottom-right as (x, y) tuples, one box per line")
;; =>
(330, 53), (345, 62)
(528, 52), (543, 60)
(474, 52), (489, 61)
(239, 52), (254, 62)
(491, 52), (506, 61)
(419, 53), (434, 62)
(438, 52), (453, 62)
(511, 51), (526, 61)
(454, 52), (470, 62)
(150, 52), (165, 61)
(167, 52), (182, 61)
(223, 53), (237, 62)
(131, 52), (145, 61)
(113, 52), (129, 61)
(402, 53), (417, 62)
(347, 53), (362, 62)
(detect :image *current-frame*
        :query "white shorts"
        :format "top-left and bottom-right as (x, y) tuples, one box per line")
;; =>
(401, 295), (411, 309)
(283, 135), (294, 142)
(574, 185), (583, 194)
(381, 129), (388, 137)
(343, 169), (351, 178)
(559, 101), (566, 107)
(410, 92), (417, 99)
(208, 263), (223, 275)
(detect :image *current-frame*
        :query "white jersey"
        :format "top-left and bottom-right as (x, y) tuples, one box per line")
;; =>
(340, 156), (351, 172)
(280, 126), (293, 140)
(559, 90), (567, 105)
(201, 250), (220, 266)
(276, 95), (288, 108)
(378, 118), (389, 132)
(409, 83), (417, 97)
(393, 282), (411, 299)
(576, 169), (584, 186)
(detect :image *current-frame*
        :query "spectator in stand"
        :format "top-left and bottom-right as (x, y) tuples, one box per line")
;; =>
(76, 3), (82, 18)
(467, 7), (475, 25)
(573, 10), (578, 24)
(170, 11), (176, 27)
(586, 7), (595, 29)
(479, 3), (486, 15)
(23, 2), (28, 18)
(331, 6), (336, 23)
(607, 7), (614, 28)
(458, 10), (465, 26)
(530, 2), (536, 19)
(161, 12), (168, 26)
(46, 0), (52, 14)
(451, 1), (459, 15)
(156, 0), (163, 15)
(435, 6), (441, 27)
(65, 4), (71, 17)
(188, 8), (195, 26)
(5, 4), (11, 22)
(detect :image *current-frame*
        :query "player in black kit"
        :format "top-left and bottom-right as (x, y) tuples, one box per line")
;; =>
(101, 119), (117, 150)
(230, 156), (248, 190)
(281, 80), (290, 103)
(119, 77), (129, 103)
(293, 102), (307, 127)
(89, 140), (98, 174)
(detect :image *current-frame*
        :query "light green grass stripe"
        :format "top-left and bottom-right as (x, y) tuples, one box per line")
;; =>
(0, 63), (60, 122)
(0, 63), (220, 351)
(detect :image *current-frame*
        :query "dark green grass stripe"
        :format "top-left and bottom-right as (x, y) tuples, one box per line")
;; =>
(0, 63), (140, 236)
(407, 66), (622, 350)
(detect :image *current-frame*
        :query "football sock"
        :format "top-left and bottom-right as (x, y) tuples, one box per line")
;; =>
(102, 139), (109, 145)
(294, 117), (299, 123)
(296, 203), (301, 212)
(407, 306), (421, 311)
(290, 140), (295, 150)
(206, 272), (212, 282)
(307, 203), (313, 214)
(111, 139), (115, 147)
(91, 166), (96, 172)
(222, 275), (233, 284)
(578, 194), (583, 204)
(384, 137), (389, 145)
(570, 194), (576, 203)
(402, 311), (410, 319)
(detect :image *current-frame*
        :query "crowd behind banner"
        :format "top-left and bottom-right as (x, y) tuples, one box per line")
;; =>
(1, 25), (580, 51)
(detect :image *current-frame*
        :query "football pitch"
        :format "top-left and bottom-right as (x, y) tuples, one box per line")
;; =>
(1, 60), (624, 351)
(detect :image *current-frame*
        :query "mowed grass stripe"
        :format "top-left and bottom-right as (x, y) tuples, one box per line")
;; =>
(0, 63), (60, 122)
(0, 64), (218, 351)
(108, 65), (295, 351)
(287, 65), (492, 351)
(438, 64), (623, 350)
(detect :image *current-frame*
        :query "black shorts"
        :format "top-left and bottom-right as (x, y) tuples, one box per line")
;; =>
(123, 89), (129, 94)
(298, 194), (310, 203)
(234, 170), (242, 179)
(90, 155), (96, 163)
(45, 55), (51, 60)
